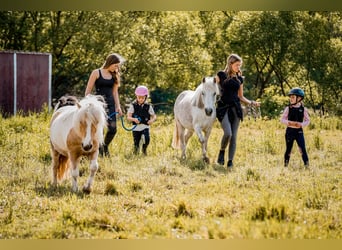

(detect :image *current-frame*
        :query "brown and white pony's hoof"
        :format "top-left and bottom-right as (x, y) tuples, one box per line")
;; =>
(82, 186), (92, 194)
(203, 156), (210, 164)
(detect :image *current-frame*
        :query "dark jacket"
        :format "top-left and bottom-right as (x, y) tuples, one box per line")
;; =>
(216, 71), (243, 122)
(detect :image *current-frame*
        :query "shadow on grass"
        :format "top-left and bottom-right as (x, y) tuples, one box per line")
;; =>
(34, 184), (88, 198)
(178, 156), (230, 174)
(212, 163), (229, 174)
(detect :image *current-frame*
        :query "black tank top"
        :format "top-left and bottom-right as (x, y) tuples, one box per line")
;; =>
(95, 69), (115, 111)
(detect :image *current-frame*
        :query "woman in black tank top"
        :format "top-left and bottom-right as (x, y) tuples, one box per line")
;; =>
(85, 53), (124, 157)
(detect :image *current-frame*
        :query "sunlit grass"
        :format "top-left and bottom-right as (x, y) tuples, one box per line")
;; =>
(0, 111), (341, 239)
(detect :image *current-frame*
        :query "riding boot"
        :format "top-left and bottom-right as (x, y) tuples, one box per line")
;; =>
(104, 144), (110, 157)
(227, 160), (233, 170)
(142, 145), (147, 156)
(304, 161), (309, 168)
(99, 145), (104, 157)
(133, 145), (139, 155)
(99, 144), (110, 157)
(217, 150), (225, 165)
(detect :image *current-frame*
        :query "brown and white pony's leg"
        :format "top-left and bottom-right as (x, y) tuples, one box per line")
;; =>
(51, 148), (59, 186)
(69, 154), (81, 192)
(83, 151), (99, 194)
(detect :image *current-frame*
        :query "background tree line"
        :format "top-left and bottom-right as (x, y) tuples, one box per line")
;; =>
(0, 11), (341, 117)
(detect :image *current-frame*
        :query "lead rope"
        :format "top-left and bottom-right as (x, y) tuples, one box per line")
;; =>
(246, 104), (261, 121)
(108, 112), (141, 131)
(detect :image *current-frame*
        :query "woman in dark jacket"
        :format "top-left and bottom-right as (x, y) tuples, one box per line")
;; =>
(216, 53), (261, 169)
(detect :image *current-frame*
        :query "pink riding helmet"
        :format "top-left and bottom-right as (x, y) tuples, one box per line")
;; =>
(135, 85), (149, 96)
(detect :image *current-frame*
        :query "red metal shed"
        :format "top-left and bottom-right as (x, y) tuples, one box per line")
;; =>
(0, 51), (52, 116)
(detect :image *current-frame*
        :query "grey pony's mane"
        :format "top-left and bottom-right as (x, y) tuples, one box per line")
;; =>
(191, 83), (204, 109)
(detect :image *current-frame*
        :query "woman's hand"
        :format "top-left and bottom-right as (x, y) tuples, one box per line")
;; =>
(116, 106), (123, 116)
(251, 100), (261, 107)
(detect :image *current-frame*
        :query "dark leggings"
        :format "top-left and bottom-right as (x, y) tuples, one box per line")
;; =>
(220, 107), (240, 161)
(284, 127), (309, 165)
(104, 119), (117, 146)
(132, 128), (150, 152)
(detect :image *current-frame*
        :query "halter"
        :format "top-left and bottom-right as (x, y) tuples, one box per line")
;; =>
(109, 112), (141, 131)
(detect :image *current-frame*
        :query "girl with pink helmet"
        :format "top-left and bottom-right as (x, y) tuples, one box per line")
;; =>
(127, 85), (157, 155)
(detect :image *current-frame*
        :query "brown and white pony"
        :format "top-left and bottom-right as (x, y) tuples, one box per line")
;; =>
(172, 77), (219, 163)
(49, 94), (107, 193)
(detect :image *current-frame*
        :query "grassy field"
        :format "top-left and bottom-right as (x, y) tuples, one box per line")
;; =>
(0, 109), (341, 239)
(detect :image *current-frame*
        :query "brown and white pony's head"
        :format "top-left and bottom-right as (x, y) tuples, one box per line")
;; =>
(73, 95), (107, 152)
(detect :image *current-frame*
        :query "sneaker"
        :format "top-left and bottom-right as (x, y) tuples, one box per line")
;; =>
(217, 150), (225, 165)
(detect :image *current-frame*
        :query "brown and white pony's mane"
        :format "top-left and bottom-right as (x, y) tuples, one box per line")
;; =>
(54, 95), (79, 111)
(73, 95), (107, 144)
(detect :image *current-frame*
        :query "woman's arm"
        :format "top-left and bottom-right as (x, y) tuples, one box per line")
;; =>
(112, 83), (122, 116)
(85, 69), (98, 96)
(238, 84), (261, 106)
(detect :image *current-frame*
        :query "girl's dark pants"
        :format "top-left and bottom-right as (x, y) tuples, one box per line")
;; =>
(133, 128), (150, 154)
(284, 127), (309, 166)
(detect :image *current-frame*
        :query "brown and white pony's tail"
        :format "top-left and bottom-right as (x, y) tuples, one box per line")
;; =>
(56, 155), (70, 181)
(171, 119), (181, 149)
(51, 148), (70, 183)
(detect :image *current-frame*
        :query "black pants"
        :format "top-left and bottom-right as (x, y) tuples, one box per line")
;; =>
(104, 117), (117, 146)
(132, 128), (150, 154)
(284, 127), (309, 165)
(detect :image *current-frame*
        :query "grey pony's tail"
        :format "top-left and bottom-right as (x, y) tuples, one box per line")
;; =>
(171, 118), (181, 149)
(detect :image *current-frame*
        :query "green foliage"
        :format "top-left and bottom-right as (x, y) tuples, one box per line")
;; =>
(1, 11), (341, 117)
(260, 85), (289, 118)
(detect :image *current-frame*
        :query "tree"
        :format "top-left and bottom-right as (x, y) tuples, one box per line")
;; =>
(295, 11), (342, 115)
(1, 11), (340, 116)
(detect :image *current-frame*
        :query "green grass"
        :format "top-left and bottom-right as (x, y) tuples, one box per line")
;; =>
(0, 110), (341, 239)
